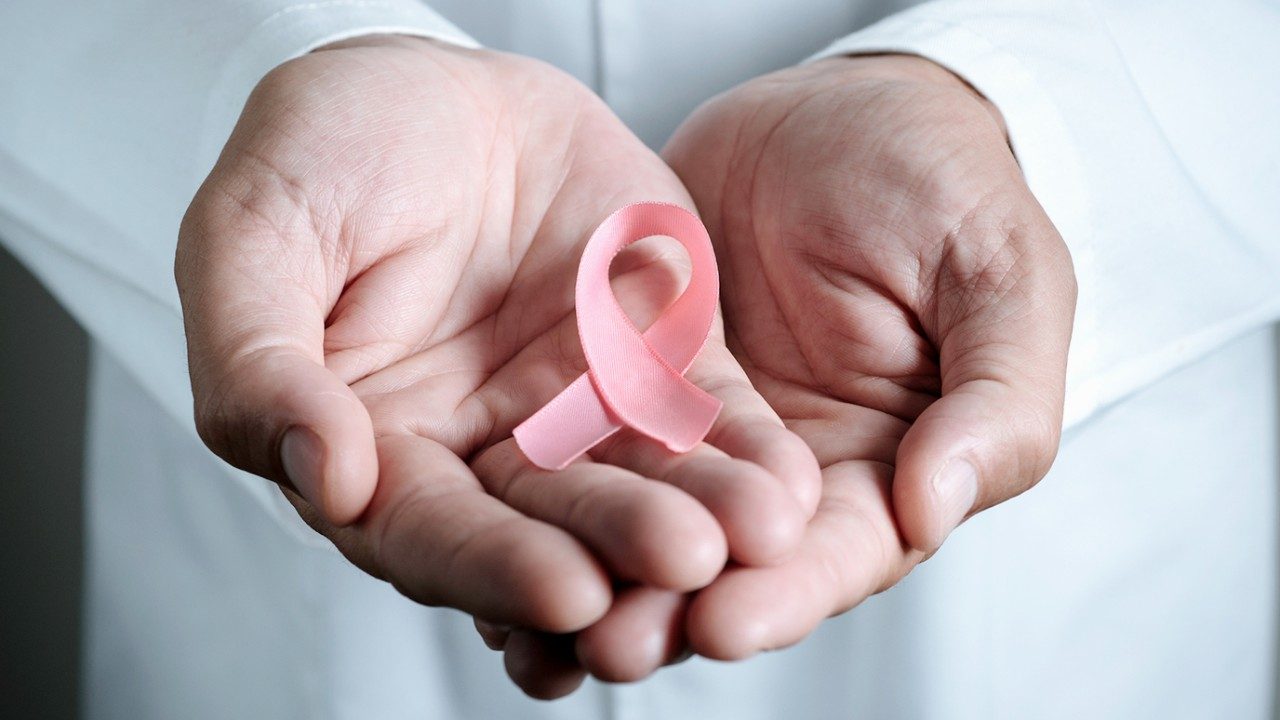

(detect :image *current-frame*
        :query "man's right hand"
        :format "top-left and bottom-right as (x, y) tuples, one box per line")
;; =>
(176, 36), (819, 696)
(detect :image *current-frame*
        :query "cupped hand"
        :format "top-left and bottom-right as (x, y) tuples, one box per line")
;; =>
(175, 35), (820, 695)
(500, 53), (1076, 691)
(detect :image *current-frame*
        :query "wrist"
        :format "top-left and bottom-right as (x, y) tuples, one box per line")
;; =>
(815, 53), (1008, 138)
(313, 33), (470, 57)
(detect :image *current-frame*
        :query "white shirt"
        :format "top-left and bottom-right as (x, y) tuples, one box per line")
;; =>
(1, 1), (1278, 717)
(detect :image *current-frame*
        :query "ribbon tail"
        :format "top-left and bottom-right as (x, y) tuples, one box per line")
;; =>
(512, 374), (623, 470)
(650, 392), (723, 455)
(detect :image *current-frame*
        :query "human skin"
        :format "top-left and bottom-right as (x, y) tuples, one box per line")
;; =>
(492, 54), (1076, 696)
(175, 35), (822, 655)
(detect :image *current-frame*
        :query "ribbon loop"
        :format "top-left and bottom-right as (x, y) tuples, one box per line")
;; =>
(513, 202), (723, 470)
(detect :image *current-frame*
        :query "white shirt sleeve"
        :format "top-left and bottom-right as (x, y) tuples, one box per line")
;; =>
(0, 1), (475, 540)
(811, 0), (1280, 431)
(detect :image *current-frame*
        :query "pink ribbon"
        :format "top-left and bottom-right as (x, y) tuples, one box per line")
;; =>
(513, 202), (723, 470)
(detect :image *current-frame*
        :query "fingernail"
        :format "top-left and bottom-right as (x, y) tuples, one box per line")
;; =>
(932, 459), (978, 544)
(281, 426), (325, 506)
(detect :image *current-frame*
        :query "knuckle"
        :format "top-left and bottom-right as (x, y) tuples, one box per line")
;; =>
(189, 353), (281, 477)
(373, 488), (448, 607)
(1011, 397), (1063, 484)
(192, 388), (238, 465)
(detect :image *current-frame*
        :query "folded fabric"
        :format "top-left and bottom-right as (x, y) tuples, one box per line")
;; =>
(514, 202), (723, 470)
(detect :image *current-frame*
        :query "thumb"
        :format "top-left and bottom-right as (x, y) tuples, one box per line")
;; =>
(894, 217), (1076, 554)
(176, 187), (377, 526)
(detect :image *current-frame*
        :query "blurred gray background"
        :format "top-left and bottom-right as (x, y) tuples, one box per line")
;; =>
(0, 245), (85, 720)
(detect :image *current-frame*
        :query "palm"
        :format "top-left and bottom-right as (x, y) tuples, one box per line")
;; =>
(657, 56), (1075, 658)
(179, 37), (819, 647)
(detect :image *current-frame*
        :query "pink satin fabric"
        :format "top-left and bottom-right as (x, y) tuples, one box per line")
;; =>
(513, 202), (723, 470)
